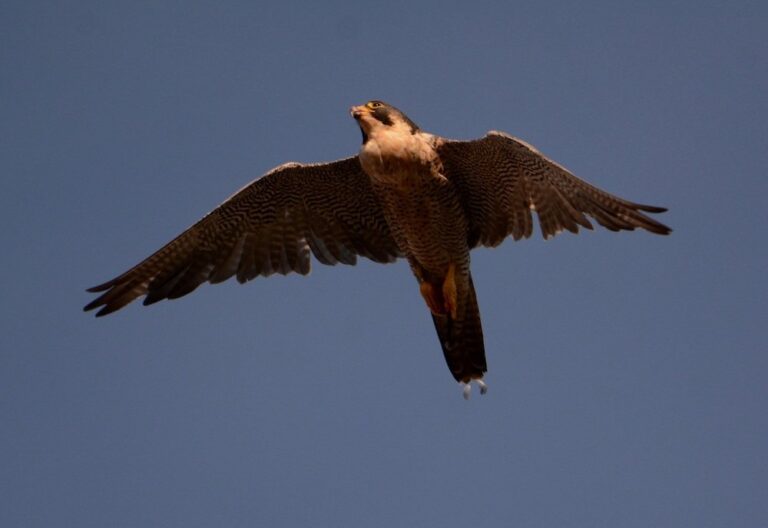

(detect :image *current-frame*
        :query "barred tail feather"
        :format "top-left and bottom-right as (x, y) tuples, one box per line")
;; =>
(431, 274), (487, 383)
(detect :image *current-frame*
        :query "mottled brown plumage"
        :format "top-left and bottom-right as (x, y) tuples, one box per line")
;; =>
(84, 158), (401, 315)
(85, 100), (671, 396)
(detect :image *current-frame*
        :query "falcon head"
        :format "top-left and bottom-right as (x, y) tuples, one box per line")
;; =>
(350, 100), (420, 143)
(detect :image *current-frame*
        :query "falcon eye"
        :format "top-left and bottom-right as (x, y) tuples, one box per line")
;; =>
(368, 101), (383, 109)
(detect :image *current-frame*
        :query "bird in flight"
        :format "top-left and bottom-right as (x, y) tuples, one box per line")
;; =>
(85, 100), (671, 398)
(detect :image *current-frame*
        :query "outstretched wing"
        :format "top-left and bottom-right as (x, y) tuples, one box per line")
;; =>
(84, 157), (401, 316)
(437, 132), (671, 247)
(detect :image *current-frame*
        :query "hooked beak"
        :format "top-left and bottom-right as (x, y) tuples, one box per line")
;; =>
(350, 105), (370, 120)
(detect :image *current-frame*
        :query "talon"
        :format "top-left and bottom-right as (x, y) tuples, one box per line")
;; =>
(460, 378), (488, 399)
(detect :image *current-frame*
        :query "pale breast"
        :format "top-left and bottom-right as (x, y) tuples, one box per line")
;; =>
(359, 135), (465, 273)
(358, 129), (442, 187)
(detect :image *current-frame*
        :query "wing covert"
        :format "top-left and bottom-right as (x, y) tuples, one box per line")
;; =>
(438, 132), (671, 248)
(84, 157), (401, 316)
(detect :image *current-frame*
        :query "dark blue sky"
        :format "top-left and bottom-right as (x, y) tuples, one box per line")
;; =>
(2, 1), (766, 526)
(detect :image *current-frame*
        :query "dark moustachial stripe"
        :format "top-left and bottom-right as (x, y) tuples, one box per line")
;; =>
(372, 107), (394, 126)
(368, 101), (420, 134)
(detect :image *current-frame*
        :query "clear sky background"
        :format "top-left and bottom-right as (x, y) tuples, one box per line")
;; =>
(2, 1), (766, 526)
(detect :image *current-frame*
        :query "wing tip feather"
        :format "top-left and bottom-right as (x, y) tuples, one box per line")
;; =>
(86, 282), (113, 293)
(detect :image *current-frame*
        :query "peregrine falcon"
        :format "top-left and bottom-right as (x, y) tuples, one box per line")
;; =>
(84, 100), (671, 398)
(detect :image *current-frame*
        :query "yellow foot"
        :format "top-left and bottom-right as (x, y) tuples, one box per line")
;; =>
(442, 263), (458, 319)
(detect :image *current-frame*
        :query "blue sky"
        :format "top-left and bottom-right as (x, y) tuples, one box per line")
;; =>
(2, 1), (766, 526)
